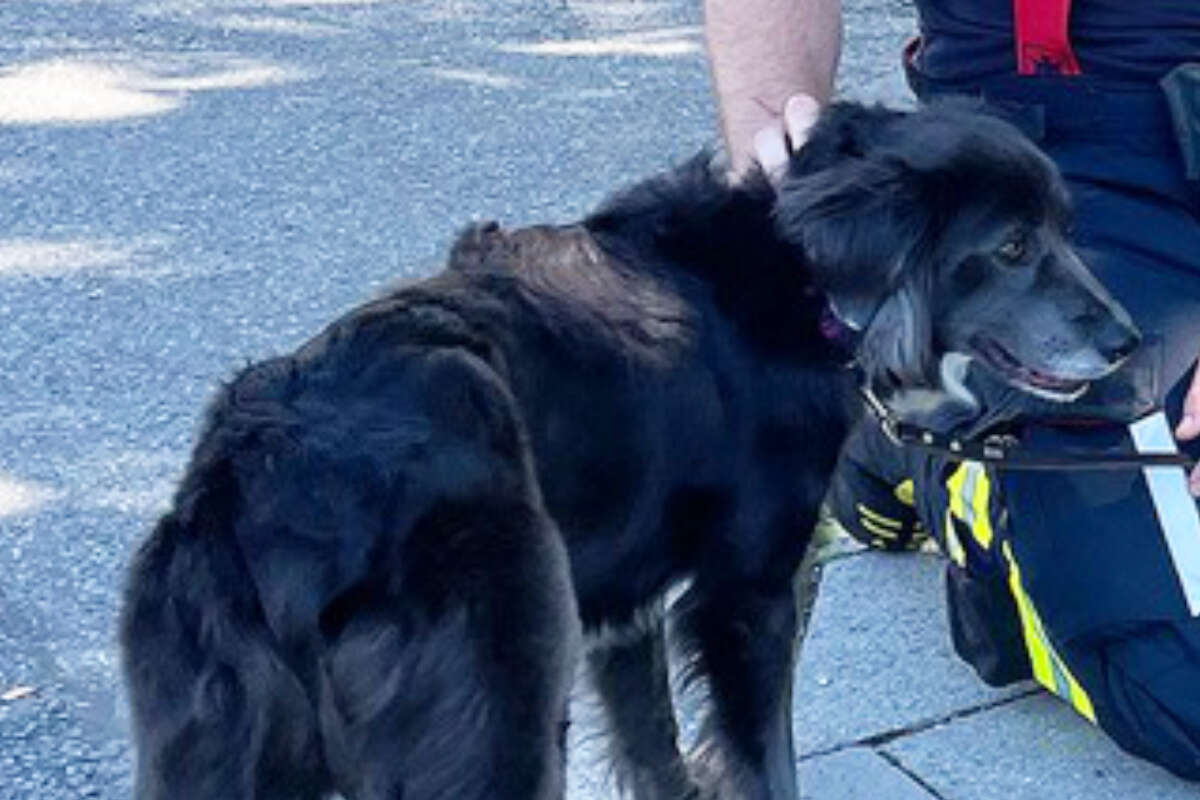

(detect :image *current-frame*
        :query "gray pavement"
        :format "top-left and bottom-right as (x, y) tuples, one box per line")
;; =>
(793, 546), (1200, 799)
(0, 1), (1194, 798)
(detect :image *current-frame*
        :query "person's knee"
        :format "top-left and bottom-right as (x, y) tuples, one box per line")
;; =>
(1079, 626), (1200, 780)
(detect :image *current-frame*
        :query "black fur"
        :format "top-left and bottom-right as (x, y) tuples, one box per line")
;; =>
(121, 101), (1136, 800)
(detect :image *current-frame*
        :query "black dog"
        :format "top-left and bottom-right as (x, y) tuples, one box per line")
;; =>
(120, 102), (1138, 800)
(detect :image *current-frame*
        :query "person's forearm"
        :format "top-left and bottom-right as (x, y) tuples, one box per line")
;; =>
(704, 0), (842, 174)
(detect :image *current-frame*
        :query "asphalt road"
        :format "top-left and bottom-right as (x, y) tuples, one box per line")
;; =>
(0, 1), (915, 797)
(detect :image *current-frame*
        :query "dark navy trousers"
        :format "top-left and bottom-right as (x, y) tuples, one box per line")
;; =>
(920, 74), (1200, 779)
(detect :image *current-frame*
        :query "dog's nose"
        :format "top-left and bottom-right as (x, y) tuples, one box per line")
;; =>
(1098, 325), (1141, 364)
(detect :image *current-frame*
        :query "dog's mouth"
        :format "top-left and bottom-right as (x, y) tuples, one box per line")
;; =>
(968, 335), (1090, 402)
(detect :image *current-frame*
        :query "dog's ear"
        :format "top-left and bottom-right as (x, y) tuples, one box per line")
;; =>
(774, 155), (940, 389)
(774, 157), (929, 329)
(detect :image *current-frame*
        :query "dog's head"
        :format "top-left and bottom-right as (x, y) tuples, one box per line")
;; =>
(775, 101), (1140, 419)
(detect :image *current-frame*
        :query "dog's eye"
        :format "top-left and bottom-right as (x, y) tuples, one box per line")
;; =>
(996, 232), (1028, 264)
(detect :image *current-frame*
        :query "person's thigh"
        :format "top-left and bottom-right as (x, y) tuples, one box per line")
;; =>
(1053, 145), (1200, 389)
(995, 367), (1200, 777)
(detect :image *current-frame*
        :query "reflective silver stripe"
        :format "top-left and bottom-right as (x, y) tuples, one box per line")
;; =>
(1129, 412), (1200, 616)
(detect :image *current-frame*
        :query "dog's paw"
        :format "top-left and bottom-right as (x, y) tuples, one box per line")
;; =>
(610, 762), (708, 800)
(684, 749), (737, 800)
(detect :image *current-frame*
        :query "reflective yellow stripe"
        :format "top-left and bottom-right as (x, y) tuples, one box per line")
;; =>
(856, 502), (903, 529)
(1002, 542), (1097, 724)
(947, 463), (970, 526)
(967, 464), (994, 549)
(1004, 542), (1057, 693)
(946, 462), (994, 550)
(943, 509), (967, 567)
(894, 478), (916, 507)
(860, 517), (900, 540)
(1063, 660), (1096, 723)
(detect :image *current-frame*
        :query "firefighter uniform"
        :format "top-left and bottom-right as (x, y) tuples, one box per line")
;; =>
(828, 0), (1200, 780)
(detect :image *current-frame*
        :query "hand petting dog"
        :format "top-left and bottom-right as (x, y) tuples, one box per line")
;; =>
(1176, 359), (1200, 495)
(752, 93), (821, 183)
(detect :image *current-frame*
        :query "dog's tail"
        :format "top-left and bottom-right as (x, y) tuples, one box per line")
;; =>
(120, 455), (325, 800)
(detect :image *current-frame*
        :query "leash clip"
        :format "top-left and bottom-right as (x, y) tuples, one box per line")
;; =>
(982, 434), (1018, 461)
(879, 416), (903, 447)
(860, 385), (904, 445)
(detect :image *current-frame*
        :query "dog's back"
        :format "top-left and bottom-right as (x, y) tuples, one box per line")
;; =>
(437, 166), (855, 621)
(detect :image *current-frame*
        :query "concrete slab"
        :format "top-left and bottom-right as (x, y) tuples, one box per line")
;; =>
(793, 551), (1030, 756)
(799, 747), (936, 800)
(883, 693), (1200, 800)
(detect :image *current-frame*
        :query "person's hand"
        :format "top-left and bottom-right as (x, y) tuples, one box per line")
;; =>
(1174, 354), (1200, 495)
(751, 93), (822, 184)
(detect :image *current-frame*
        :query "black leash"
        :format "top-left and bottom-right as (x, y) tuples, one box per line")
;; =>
(859, 385), (1198, 471)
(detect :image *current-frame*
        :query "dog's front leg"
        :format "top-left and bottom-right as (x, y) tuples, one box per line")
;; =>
(586, 611), (701, 799)
(673, 579), (799, 800)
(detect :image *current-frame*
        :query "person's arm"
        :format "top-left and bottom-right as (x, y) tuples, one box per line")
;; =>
(704, 0), (843, 176)
(1175, 355), (1200, 495)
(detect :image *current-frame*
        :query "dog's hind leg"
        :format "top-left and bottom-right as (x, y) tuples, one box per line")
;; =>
(317, 499), (579, 800)
(586, 611), (700, 799)
(673, 579), (799, 800)
(298, 345), (580, 799)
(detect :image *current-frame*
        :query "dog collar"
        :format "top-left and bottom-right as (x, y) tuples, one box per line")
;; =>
(819, 302), (860, 363)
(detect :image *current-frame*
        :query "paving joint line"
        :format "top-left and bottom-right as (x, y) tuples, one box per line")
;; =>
(797, 686), (1041, 762)
(875, 748), (949, 800)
